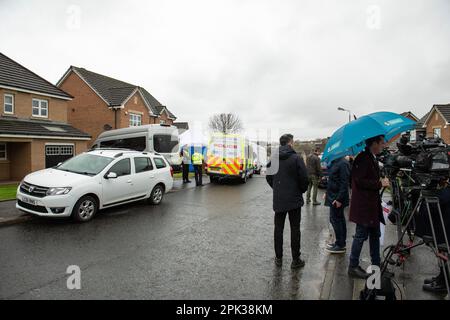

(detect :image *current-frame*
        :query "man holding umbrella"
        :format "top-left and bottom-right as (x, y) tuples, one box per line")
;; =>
(321, 112), (415, 278)
(348, 135), (390, 278)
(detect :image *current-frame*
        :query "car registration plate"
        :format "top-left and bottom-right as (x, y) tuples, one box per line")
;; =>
(209, 166), (222, 171)
(21, 196), (36, 206)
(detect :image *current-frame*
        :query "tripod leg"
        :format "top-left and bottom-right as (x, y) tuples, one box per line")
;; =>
(435, 202), (450, 298)
(425, 199), (450, 298)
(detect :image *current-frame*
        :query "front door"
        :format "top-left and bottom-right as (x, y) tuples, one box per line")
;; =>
(102, 158), (135, 206)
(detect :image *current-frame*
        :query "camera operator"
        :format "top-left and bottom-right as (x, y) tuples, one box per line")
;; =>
(415, 179), (450, 294)
(348, 135), (390, 279)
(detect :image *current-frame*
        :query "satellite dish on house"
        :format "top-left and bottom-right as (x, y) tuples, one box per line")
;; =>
(104, 124), (112, 131)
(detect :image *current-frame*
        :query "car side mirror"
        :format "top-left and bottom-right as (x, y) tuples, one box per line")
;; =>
(105, 172), (118, 179)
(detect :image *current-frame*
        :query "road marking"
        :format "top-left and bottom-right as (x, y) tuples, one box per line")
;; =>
(319, 254), (336, 300)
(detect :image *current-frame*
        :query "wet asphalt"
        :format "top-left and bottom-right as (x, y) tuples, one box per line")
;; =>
(0, 176), (446, 300)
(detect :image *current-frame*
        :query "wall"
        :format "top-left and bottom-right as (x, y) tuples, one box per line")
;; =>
(425, 109), (450, 143)
(0, 88), (68, 122)
(58, 71), (114, 144)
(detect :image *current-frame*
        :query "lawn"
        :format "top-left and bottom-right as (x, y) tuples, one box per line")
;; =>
(173, 172), (195, 179)
(0, 184), (18, 201)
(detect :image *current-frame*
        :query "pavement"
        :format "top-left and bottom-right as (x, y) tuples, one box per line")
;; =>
(0, 176), (447, 300)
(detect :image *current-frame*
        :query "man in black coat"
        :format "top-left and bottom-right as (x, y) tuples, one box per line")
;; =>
(324, 157), (350, 254)
(266, 134), (309, 269)
(348, 135), (390, 279)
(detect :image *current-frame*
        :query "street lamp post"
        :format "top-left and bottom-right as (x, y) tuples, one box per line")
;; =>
(338, 107), (352, 122)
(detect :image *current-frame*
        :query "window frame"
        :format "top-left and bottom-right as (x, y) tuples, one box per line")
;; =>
(153, 157), (167, 169)
(4, 94), (14, 114)
(32, 98), (49, 118)
(433, 127), (442, 138)
(0, 143), (7, 160)
(134, 157), (154, 174)
(107, 158), (131, 177)
(129, 113), (142, 127)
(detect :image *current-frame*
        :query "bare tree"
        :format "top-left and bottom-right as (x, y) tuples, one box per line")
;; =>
(208, 113), (243, 134)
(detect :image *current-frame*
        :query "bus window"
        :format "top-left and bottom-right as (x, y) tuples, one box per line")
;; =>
(100, 136), (146, 151)
(153, 135), (179, 153)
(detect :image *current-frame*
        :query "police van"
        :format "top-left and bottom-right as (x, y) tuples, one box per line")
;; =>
(93, 124), (182, 172)
(206, 133), (254, 183)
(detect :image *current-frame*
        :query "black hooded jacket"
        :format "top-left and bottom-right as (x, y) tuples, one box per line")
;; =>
(266, 145), (309, 212)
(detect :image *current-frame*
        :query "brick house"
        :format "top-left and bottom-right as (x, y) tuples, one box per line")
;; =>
(417, 104), (450, 143)
(56, 66), (177, 145)
(0, 53), (90, 181)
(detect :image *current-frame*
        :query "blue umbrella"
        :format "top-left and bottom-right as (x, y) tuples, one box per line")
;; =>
(322, 111), (416, 164)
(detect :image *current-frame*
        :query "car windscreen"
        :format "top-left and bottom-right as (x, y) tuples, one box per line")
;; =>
(56, 154), (114, 176)
(153, 134), (179, 153)
(100, 136), (146, 151)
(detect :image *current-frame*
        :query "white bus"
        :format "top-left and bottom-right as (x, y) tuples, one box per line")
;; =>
(93, 124), (182, 171)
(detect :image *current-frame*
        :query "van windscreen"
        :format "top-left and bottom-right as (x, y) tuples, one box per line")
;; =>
(100, 136), (146, 151)
(153, 135), (179, 153)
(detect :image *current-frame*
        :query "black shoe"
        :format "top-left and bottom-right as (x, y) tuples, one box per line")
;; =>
(275, 257), (282, 267)
(306, 200), (311, 204)
(186, 180), (192, 183)
(423, 281), (448, 294)
(313, 202), (321, 206)
(326, 242), (335, 249)
(291, 258), (306, 269)
(424, 276), (438, 285)
(325, 245), (346, 254)
(348, 266), (369, 279)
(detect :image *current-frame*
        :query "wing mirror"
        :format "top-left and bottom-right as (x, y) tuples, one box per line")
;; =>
(105, 172), (118, 179)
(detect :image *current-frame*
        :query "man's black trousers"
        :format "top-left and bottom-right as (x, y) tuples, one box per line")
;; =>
(274, 208), (301, 260)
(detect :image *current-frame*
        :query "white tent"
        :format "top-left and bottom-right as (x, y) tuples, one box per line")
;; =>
(179, 129), (209, 147)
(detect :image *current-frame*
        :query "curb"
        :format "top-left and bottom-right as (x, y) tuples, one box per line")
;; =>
(0, 214), (33, 227)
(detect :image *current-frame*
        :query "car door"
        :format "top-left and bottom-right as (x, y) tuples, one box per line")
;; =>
(132, 156), (156, 197)
(102, 158), (134, 206)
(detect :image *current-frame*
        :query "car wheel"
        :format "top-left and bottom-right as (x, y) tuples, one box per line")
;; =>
(210, 176), (219, 183)
(149, 184), (164, 205)
(72, 195), (98, 222)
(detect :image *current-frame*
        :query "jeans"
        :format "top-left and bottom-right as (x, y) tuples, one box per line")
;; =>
(307, 175), (319, 203)
(182, 163), (190, 182)
(194, 165), (203, 185)
(274, 208), (301, 260)
(330, 205), (347, 248)
(349, 224), (381, 268)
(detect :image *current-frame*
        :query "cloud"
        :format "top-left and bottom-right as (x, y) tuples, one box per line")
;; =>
(1, 0), (449, 141)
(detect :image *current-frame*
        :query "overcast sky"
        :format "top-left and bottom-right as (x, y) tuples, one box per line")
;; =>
(1, 0), (449, 141)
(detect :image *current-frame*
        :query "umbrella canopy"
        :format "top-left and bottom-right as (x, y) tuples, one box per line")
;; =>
(322, 111), (416, 164)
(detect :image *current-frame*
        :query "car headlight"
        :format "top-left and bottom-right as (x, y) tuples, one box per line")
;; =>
(46, 187), (72, 196)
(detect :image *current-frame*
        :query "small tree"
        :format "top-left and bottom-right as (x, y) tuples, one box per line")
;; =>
(208, 113), (243, 134)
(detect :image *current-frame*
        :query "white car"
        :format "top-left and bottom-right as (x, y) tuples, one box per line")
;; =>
(16, 149), (174, 222)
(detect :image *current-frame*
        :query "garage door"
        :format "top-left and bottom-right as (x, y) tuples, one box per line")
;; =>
(45, 145), (74, 168)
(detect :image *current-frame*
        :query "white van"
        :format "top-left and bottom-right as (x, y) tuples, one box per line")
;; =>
(93, 124), (182, 171)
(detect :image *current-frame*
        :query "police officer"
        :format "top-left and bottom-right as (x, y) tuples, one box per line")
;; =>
(180, 145), (191, 183)
(191, 150), (204, 186)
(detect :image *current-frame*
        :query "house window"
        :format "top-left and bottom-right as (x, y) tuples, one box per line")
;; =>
(410, 130), (416, 141)
(129, 113), (142, 126)
(0, 143), (6, 160)
(32, 99), (48, 118)
(4, 94), (14, 114)
(160, 119), (166, 124)
(433, 127), (441, 138)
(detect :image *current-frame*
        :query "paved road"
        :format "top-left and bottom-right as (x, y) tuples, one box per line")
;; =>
(0, 176), (445, 300)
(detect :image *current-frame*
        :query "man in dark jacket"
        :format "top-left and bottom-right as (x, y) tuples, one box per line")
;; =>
(266, 134), (309, 269)
(325, 157), (350, 254)
(348, 135), (390, 279)
(306, 148), (322, 205)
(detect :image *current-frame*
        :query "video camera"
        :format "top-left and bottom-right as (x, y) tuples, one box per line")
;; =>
(378, 133), (450, 190)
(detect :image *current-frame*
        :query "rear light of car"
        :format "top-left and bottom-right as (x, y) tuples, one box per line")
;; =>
(240, 164), (244, 170)
(170, 166), (174, 177)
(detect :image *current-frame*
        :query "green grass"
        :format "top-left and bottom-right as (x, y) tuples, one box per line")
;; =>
(0, 184), (18, 201)
(173, 172), (196, 179)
